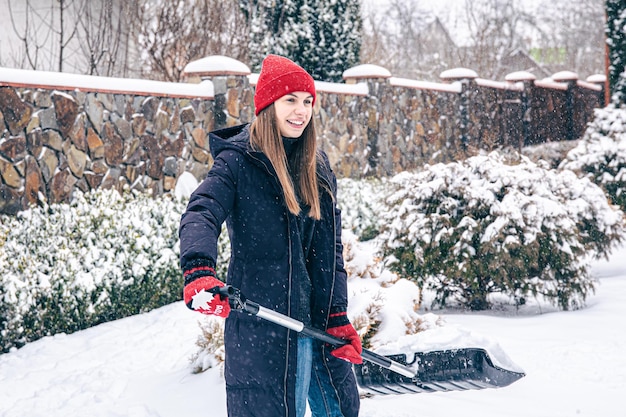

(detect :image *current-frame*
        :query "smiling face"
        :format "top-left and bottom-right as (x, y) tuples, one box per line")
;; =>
(273, 91), (314, 138)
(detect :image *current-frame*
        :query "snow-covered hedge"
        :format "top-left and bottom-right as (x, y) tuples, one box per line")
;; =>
(378, 152), (625, 311)
(560, 105), (626, 211)
(4, 141), (626, 357)
(341, 230), (429, 348)
(337, 177), (387, 240)
(0, 189), (186, 353)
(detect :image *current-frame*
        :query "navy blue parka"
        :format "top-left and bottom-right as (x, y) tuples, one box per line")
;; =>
(179, 124), (360, 417)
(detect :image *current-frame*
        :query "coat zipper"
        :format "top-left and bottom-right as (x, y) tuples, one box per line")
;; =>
(248, 151), (293, 417)
(320, 171), (345, 412)
(249, 151), (339, 416)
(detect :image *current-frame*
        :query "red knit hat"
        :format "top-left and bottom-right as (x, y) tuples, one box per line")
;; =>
(254, 54), (316, 116)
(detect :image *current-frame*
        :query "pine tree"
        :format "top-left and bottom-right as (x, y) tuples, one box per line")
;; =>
(311, 0), (362, 82)
(240, 0), (295, 70)
(606, 0), (626, 105)
(241, 0), (362, 82)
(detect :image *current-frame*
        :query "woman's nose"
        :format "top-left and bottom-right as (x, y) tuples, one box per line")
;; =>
(295, 102), (308, 114)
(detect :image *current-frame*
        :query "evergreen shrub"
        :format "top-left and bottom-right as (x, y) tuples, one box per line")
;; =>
(560, 106), (626, 211)
(337, 177), (387, 241)
(0, 188), (186, 353)
(377, 152), (625, 311)
(606, 0), (626, 104)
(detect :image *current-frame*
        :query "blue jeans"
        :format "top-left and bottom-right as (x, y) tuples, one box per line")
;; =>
(296, 337), (313, 417)
(295, 337), (344, 417)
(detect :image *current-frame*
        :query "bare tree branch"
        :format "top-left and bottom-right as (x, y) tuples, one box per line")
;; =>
(133, 0), (249, 82)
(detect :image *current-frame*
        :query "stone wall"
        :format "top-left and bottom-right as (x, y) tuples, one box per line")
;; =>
(0, 59), (606, 214)
(314, 68), (604, 178)
(0, 70), (221, 214)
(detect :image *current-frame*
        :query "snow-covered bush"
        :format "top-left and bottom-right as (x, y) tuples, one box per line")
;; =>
(378, 152), (625, 311)
(190, 318), (225, 374)
(560, 105), (626, 211)
(341, 229), (435, 350)
(0, 188), (186, 353)
(522, 140), (579, 169)
(337, 177), (388, 240)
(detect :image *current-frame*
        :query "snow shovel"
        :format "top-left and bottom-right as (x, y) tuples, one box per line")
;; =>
(209, 285), (525, 395)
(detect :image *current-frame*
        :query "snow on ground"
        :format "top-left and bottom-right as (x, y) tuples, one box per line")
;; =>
(1, 243), (625, 417)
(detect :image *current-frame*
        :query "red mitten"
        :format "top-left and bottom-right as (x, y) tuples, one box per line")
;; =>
(183, 265), (230, 318)
(326, 311), (363, 364)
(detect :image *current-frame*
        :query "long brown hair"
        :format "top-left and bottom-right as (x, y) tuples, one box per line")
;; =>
(249, 104), (322, 219)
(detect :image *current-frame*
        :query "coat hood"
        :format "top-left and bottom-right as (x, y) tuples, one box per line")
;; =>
(208, 124), (251, 159)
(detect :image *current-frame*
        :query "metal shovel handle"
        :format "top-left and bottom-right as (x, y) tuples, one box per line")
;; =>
(210, 285), (417, 378)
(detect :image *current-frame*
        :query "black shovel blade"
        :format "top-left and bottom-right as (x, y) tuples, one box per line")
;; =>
(354, 348), (525, 395)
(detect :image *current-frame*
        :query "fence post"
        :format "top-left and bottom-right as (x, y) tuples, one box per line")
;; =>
(505, 71), (536, 150)
(342, 64), (391, 176)
(587, 74), (608, 108)
(440, 68), (478, 158)
(552, 71), (579, 141)
(182, 56), (253, 131)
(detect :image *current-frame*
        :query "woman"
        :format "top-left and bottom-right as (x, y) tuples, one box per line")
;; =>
(179, 54), (361, 417)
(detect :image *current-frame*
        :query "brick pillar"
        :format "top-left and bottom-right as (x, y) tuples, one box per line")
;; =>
(343, 64), (391, 176)
(440, 68), (478, 159)
(505, 71), (537, 150)
(552, 71), (579, 141)
(182, 56), (253, 131)
(587, 74), (608, 109)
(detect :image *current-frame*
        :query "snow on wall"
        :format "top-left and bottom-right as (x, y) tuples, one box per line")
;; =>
(0, 67), (214, 98)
